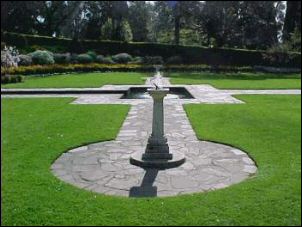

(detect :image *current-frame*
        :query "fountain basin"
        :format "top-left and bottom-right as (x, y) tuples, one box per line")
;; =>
(121, 87), (194, 99)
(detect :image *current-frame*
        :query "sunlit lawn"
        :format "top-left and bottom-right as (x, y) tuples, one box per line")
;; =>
(168, 72), (301, 89)
(1, 72), (148, 88)
(1, 95), (301, 225)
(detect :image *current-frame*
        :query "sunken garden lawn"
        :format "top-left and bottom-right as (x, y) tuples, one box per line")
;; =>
(1, 71), (301, 226)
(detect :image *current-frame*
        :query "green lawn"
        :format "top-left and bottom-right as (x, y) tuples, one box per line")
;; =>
(1, 72), (147, 88)
(2, 72), (301, 90)
(168, 72), (301, 89)
(2, 95), (301, 226)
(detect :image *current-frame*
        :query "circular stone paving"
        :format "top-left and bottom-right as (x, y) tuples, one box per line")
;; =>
(51, 140), (257, 197)
(52, 101), (257, 197)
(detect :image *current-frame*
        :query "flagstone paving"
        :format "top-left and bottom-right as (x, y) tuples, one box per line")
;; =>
(51, 101), (257, 197)
(3, 77), (301, 197)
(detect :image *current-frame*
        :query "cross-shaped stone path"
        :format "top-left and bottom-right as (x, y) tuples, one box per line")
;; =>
(2, 77), (300, 197)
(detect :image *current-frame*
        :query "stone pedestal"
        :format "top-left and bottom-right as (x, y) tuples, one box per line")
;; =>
(143, 88), (171, 160)
(130, 88), (185, 169)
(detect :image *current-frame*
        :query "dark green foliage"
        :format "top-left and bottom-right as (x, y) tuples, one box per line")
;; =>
(76, 54), (93, 63)
(86, 51), (97, 61)
(165, 55), (183, 64)
(143, 56), (164, 64)
(96, 55), (114, 64)
(111, 53), (132, 63)
(2, 32), (300, 67)
(53, 53), (71, 64)
(130, 56), (143, 64)
(1, 74), (22, 84)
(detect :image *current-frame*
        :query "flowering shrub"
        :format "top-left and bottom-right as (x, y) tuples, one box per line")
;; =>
(1, 46), (20, 68)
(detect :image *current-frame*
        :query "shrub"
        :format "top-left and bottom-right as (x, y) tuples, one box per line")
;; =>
(112, 53), (132, 63)
(130, 56), (143, 64)
(96, 55), (114, 64)
(1, 74), (23, 84)
(76, 54), (93, 63)
(86, 51), (97, 61)
(143, 56), (163, 64)
(54, 53), (71, 64)
(18, 54), (32, 66)
(1, 46), (20, 68)
(70, 54), (79, 63)
(28, 50), (54, 65)
(165, 55), (183, 64)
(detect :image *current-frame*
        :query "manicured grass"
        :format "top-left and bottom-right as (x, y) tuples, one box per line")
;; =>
(168, 72), (301, 89)
(1, 72), (147, 88)
(185, 95), (301, 226)
(2, 96), (301, 225)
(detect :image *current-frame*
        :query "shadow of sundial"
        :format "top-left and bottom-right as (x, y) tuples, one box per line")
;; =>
(129, 169), (159, 198)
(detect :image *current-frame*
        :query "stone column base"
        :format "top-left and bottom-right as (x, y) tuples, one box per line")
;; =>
(130, 151), (186, 170)
(143, 143), (172, 160)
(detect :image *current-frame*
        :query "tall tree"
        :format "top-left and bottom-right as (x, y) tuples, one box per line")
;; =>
(84, 1), (111, 40)
(110, 1), (129, 41)
(195, 1), (279, 49)
(169, 1), (202, 45)
(283, 1), (301, 41)
(152, 1), (174, 43)
(35, 1), (80, 37)
(128, 1), (150, 42)
(1, 1), (42, 34)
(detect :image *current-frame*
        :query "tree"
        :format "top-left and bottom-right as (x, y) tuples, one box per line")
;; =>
(128, 1), (150, 42)
(283, 1), (301, 41)
(35, 1), (80, 37)
(110, 1), (129, 41)
(1, 1), (43, 34)
(195, 1), (241, 47)
(84, 1), (111, 40)
(152, 1), (174, 43)
(195, 1), (279, 49)
(169, 1), (202, 45)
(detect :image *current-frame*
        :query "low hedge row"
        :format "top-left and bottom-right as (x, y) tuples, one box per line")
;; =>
(1, 74), (23, 84)
(1, 63), (153, 75)
(1, 63), (255, 76)
(2, 31), (301, 67)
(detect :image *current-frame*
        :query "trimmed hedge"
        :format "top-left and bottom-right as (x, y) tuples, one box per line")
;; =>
(1, 63), (256, 76)
(1, 64), (154, 75)
(1, 74), (23, 84)
(2, 31), (301, 67)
